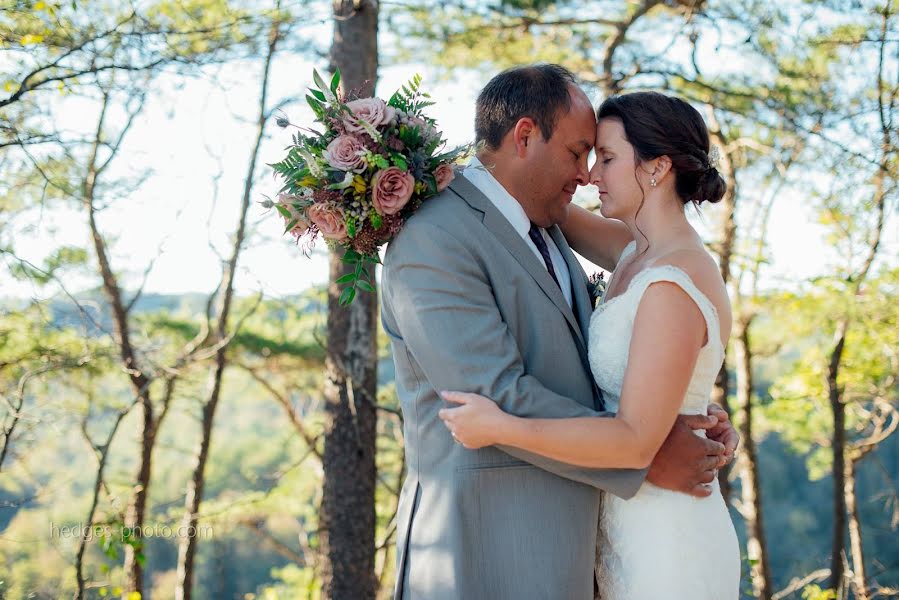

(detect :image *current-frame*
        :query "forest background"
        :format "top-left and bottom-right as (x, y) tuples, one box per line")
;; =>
(1, 0), (897, 599)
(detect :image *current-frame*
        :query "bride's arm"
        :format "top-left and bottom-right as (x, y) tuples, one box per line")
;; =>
(441, 281), (706, 469)
(560, 204), (633, 272)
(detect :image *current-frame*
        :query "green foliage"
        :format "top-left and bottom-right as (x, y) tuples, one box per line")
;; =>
(257, 564), (321, 599)
(764, 268), (899, 476)
(142, 0), (255, 58)
(387, 74), (434, 114)
(337, 249), (380, 306)
(802, 584), (838, 600)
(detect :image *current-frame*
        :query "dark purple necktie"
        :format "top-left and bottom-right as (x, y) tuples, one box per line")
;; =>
(528, 222), (561, 289)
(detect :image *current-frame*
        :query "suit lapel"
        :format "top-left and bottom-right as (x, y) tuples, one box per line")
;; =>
(447, 176), (587, 358)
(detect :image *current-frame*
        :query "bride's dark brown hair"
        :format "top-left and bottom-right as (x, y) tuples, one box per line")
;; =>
(597, 92), (727, 251)
(597, 91), (726, 207)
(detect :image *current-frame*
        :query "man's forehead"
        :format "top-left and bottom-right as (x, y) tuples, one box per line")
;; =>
(572, 118), (597, 149)
(558, 102), (596, 146)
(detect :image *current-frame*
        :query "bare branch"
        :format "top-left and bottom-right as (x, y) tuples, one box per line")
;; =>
(773, 569), (832, 600)
(237, 361), (322, 461)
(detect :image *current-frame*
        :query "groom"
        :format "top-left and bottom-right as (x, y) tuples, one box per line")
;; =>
(380, 64), (736, 600)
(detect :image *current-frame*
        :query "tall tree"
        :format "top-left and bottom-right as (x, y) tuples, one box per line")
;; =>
(318, 1), (380, 598)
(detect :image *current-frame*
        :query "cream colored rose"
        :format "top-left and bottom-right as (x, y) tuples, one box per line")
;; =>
(434, 163), (455, 192)
(344, 98), (396, 135)
(371, 167), (415, 216)
(323, 135), (367, 173)
(307, 203), (348, 242)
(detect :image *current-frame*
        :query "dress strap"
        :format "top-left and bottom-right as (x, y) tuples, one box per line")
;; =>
(630, 265), (723, 353)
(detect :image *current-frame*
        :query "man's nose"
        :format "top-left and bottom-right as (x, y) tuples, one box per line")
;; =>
(576, 160), (590, 186)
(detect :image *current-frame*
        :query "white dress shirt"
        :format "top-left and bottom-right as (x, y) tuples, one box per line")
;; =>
(462, 157), (573, 308)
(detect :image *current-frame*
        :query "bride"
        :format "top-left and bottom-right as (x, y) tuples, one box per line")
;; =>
(439, 91), (741, 599)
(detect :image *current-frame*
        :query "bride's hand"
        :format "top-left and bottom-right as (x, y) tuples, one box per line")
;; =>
(438, 391), (508, 449)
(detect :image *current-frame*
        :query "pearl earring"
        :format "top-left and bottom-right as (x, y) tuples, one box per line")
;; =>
(650, 177), (657, 187)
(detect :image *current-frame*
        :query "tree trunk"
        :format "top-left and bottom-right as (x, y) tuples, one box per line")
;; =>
(826, 23), (888, 588)
(82, 92), (154, 596)
(734, 318), (773, 600)
(828, 319), (849, 595)
(75, 410), (128, 600)
(712, 363), (731, 499)
(708, 125), (737, 502)
(318, 3), (379, 598)
(845, 457), (869, 600)
(173, 19), (280, 600)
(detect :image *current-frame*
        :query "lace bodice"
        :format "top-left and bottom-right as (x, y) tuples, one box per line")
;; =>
(588, 242), (724, 416)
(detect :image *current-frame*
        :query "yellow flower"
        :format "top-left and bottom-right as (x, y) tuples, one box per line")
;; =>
(352, 175), (367, 194)
(20, 34), (45, 45)
(298, 176), (318, 187)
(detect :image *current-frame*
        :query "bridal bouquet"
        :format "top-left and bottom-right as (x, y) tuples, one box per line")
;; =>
(268, 70), (466, 305)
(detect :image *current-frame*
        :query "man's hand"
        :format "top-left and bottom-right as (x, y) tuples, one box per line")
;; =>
(646, 414), (725, 498)
(707, 404), (740, 465)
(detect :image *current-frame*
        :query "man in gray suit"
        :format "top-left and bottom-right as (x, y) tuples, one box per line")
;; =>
(381, 64), (736, 600)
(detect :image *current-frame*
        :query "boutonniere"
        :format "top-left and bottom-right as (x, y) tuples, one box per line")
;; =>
(586, 271), (607, 309)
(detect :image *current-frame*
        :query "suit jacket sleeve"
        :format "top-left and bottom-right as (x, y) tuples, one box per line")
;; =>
(382, 220), (646, 497)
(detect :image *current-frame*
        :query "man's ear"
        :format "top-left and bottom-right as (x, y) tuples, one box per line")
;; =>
(513, 117), (538, 157)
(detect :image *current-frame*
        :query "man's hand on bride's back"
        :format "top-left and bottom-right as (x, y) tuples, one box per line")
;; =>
(705, 403), (740, 462)
(646, 414), (725, 498)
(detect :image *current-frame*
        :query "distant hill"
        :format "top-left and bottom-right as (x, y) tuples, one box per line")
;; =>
(0, 288), (327, 336)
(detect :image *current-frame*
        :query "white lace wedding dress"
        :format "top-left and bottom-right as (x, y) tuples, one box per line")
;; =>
(588, 242), (741, 599)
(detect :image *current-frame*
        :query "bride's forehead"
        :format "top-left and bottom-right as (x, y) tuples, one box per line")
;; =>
(596, 119), (628, 146)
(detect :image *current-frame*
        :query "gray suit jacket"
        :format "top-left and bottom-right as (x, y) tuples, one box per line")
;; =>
(381, 173), (646, 600)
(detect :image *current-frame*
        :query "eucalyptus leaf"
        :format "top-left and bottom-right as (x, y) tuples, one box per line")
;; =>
(339, 286), (356, 306)
(330, 68), (341, 94)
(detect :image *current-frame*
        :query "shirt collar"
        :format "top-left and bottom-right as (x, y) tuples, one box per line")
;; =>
(462, 156), (532, 239)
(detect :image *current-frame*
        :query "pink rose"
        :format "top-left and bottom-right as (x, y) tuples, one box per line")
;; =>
(323, 135), (367, 173)
(434, 163), (455, 192)
(344, 98), (396, 135)
(307, 203), (348, 242)
(371, 167), (415, 216)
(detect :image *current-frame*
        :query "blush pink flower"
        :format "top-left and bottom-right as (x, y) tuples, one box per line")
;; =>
(323, 135), (367, 173)
(434, 163), (455, 192)
(307, 203), (348, 242)
(344, 98), (396, 135)
(277, 193), (310, 235)
(371, 167), (415, 216)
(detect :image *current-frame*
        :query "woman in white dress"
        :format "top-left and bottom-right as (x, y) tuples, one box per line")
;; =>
(439, 91), (741, 599)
